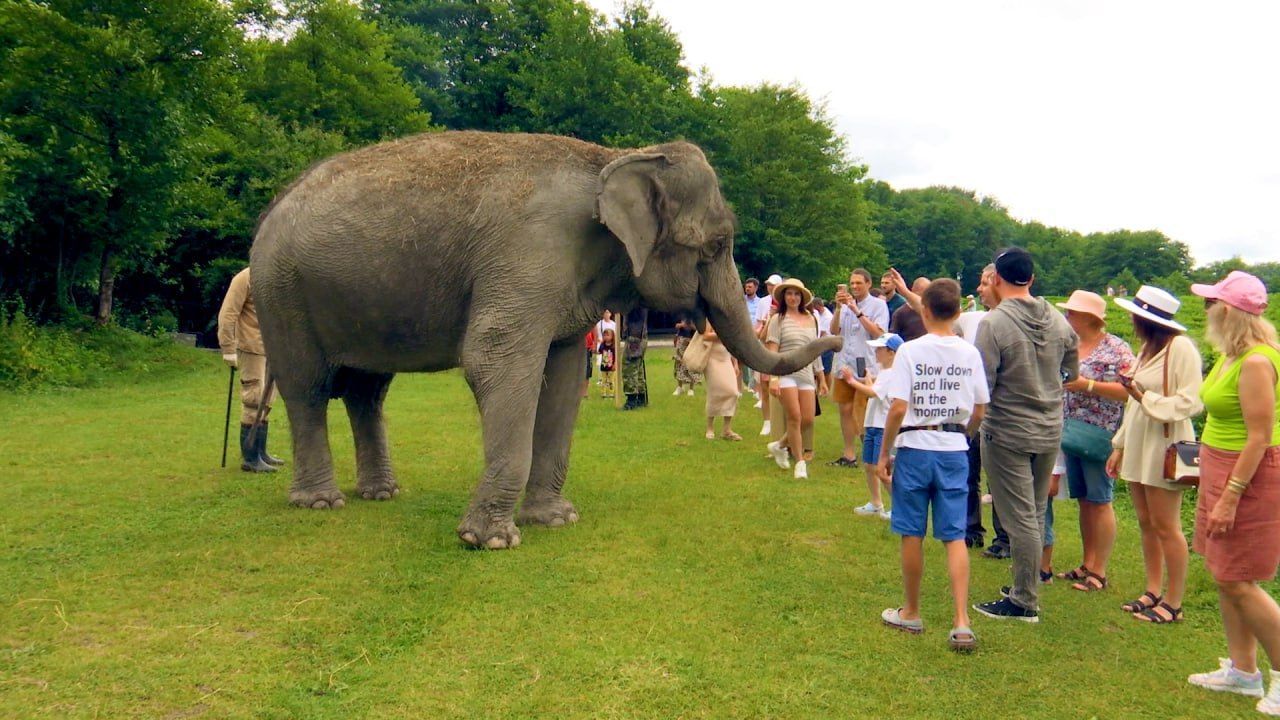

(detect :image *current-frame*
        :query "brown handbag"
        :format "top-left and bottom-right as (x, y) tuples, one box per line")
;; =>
(1158, 349), (1201, 486)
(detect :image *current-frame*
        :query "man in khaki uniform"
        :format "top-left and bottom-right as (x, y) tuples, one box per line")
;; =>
(218, 267), (282, 473)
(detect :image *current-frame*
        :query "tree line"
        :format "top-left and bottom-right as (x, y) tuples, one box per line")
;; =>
(0, 0), (1265, 338)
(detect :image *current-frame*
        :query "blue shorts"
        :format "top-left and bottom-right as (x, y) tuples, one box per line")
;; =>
(1065, 452), (1114, 503)
(862, 427), (885, 465)
(890, 447), (969, 541)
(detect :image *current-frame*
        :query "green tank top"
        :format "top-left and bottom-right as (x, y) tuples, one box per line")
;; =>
(1199, 344), (1280, 451)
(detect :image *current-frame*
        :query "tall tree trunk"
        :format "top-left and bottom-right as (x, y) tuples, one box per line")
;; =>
(96, 244), (114, 326)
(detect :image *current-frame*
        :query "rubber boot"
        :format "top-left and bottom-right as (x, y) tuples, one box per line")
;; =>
(240, 424), (277, 473)
(257, 421), (285, 467)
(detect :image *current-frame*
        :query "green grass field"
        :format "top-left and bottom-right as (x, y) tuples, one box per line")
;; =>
(0, 342), (1271, 719)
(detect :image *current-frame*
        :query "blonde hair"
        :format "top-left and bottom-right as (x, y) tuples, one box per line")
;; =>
(1205, 303), (1280, 358)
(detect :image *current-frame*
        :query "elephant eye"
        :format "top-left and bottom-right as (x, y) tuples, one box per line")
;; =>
(704, 234), (729, 259)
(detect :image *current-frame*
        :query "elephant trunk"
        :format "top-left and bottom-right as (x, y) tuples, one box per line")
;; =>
(698, 256), (842, 376)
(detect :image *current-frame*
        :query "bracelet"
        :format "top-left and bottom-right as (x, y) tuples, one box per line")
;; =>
(1086, 379), (1095, 393)
(1227, 480), (1248, 495)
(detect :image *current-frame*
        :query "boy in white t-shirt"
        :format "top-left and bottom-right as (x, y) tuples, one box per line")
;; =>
(838, 333), (904, 520)
(877, 279), (989, 652)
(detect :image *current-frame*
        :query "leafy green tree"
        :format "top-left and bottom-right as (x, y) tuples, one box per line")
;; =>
(1108, 268), (1140, 296)
(692, 84), (882, 292)
(614, 2), (689, 93)
(1018, 222), (1086, 296)
(0, 0), (240, 323)
(1080, 230), (1192, 292)
(873, 186), (1015, 291)
(242, 0), (432, 145)
(1154, 269), (1191, 295)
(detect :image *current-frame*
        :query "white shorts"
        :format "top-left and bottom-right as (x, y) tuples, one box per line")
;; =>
(777, 376), (816, 391)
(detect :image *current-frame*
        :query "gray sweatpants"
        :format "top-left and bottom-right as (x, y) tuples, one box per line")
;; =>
(981, 435), (1058, 611)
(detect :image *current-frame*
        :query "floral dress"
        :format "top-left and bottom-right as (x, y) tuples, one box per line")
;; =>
(1063, 333), (1135, 432)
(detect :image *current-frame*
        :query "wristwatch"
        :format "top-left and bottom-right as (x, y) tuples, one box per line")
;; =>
(855, 311), (864, 319)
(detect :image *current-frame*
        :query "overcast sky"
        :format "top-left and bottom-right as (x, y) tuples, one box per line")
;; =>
(587, 0), (1280, 265)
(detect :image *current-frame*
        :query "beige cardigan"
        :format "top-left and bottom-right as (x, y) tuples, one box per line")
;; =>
(1112, 334), (1204, 488)
(217, 268), (263, 356)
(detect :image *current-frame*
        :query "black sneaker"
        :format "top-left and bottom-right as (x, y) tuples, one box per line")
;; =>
(973, 596), (1039, 623)
(1040, 570), (1054, 584)
(981, 544), (1011, 560)
(965, 536), (985, 549)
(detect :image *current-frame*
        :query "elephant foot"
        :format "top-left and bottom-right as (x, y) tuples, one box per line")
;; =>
(457, 510), (521, 550)
(356, 476), (400, 501)
(289, 485), (347, 510)
(516, 495), (579, 527)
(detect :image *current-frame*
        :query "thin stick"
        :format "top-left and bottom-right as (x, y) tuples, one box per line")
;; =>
(221, 365), (236, 468)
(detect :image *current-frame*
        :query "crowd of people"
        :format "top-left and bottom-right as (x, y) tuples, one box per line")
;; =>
(601, 249), (1280, 713)
(223, 241), (1279, 710)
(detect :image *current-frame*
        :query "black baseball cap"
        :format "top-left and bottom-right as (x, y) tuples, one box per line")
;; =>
(994, 247), (1034, 286)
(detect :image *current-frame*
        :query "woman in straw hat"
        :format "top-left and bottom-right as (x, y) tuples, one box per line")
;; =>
(1054, 290), (1135, 593)
(764, 278), (828, 479)
(1107, 286), (1203, 624)
(1185, 272), (1280, 713)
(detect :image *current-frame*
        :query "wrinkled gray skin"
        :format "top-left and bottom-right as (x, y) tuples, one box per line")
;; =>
(251, 131), (841, 549)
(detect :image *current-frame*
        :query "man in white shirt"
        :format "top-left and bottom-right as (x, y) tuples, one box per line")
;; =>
(828, 268), (889, 466)
(742, 277), (762, 398)
(957, 264), (1001, 550)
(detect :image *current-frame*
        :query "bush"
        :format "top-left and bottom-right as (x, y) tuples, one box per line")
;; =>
(0, 304), (201, 391)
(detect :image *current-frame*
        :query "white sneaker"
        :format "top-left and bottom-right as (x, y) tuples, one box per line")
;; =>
(753, 399), (763, 409)
(1187, 658), (1263, 698)
(793, 460), (808, 479)
(879, 509), (892, 521)
(759, 420), (772, 436)
(853, 502), (883, 516)
(767, 440), (790, 469)
(1260, 670), (1280, 715)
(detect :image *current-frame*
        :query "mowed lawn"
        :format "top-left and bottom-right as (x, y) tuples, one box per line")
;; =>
(0, 349), (1267, 719)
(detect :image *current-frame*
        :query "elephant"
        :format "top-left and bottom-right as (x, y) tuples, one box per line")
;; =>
(250, 131), (842, 549)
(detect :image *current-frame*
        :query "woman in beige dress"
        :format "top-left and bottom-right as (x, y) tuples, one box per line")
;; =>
(1107, 286), (1204, 623)
(702, 321), (741, 440)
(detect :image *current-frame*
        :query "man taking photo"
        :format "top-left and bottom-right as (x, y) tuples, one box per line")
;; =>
(829, 268), (889, 467)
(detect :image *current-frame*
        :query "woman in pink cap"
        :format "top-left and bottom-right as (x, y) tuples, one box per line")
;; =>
(1186, 271), (1280, 714)
(1054, 290), (1135, 593)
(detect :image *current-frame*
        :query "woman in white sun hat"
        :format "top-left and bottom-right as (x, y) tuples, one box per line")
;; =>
(1107, 285), (1204, 624)
(764, 278), (828, 479)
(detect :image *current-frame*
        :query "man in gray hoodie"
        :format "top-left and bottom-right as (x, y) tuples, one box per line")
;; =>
(972, 247), (1079, 622)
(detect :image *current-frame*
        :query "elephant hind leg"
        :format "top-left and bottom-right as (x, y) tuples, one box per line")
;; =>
(285, 396), (345, 509)
(272, 339), (345, 510)
(518, 340), (584, 528)
(339, 368), (399, 501)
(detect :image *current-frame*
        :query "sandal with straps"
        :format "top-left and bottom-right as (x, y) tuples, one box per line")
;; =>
(1057, 565), (1089, 582)
(1071, 570), (1108, 592)
(1134, 601), (1183, 624)
(1121, 591), (1161, 613)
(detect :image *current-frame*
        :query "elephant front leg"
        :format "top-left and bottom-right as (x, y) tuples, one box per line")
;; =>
(518, 340), (584, 528)
(456, 328), (548, 549)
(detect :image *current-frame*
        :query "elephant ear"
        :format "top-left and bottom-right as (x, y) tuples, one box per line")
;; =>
(596, 152), (670, 277)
